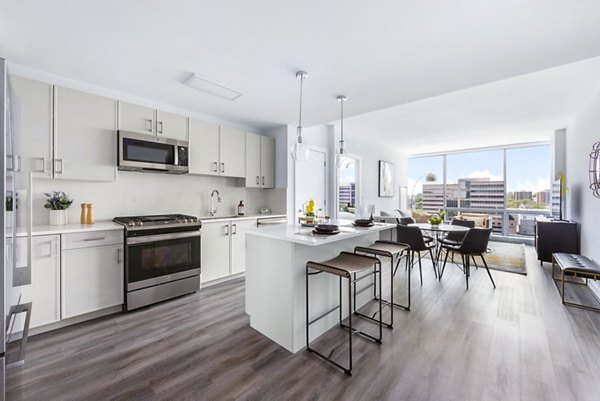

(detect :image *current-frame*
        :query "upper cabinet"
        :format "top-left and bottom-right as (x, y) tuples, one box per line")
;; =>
(11, 76), (53, 178)
(220, 126), (245, 178)
(118, 102), (188, 141)
(188, 119), (245, 178)
(246, 132), (275, 188)
(54, 86), (118, 181)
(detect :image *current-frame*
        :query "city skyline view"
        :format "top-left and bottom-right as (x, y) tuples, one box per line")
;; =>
(408, 145), (551, 196)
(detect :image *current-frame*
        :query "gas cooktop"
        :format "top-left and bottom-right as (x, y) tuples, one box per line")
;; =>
(113, 214), (200, 230)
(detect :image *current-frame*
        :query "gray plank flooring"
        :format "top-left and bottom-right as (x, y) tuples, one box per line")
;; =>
(6, 246), (600, 401)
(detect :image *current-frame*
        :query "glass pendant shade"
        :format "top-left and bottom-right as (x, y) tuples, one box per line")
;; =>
(291, 132), (310, 162)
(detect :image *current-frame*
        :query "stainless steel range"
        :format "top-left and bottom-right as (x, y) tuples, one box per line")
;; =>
(113, 214), (201, 311)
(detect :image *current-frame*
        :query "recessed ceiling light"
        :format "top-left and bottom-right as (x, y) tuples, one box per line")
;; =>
(183, 73), (243, 101)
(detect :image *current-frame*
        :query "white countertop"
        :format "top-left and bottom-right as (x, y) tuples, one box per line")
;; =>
(199, 213), (286, 223)
(8, 221), (124, 237)
(246, 220), (395, 246)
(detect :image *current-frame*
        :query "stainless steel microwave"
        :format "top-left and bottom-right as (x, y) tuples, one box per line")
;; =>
(118, 131), (189, 174)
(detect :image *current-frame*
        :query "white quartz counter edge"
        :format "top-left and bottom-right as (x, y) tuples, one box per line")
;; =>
(199, 214), (286, 223)
(8, 221), (124, 237)
(246, 222), (395, 246)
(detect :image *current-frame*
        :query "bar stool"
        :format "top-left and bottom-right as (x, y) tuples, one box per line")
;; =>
(354, 241), (411, 329)
(306, 251), (383, 376)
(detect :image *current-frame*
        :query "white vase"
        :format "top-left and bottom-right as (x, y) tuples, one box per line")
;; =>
(49, 209), (68, 225)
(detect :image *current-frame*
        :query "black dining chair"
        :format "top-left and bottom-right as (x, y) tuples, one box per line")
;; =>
(440, 227), (495, 290)
(396, 217), (433, 244)
(396, 224), (437, 285)
(439, 219), (475, 246)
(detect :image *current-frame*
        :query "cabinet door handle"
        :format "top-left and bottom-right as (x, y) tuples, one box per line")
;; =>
(33, 157), (47, 173)
(116, 248), (122, 264)
(262, 176), (265, 186)
(83, 237), (106, 242)
(146, 119), (153, 132)
(232, 224), (237, 235)
(213, 162), (219, 172)
(55, 159), (64, 174)
(7, 155), (21, 172)
(157, 121), (164, 134)
(224, 225), (230, 236)
(256, 176), (259, 185)
(220, 162), (225, 173)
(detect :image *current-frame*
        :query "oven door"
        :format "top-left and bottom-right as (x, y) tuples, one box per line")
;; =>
(126, 230), (200, 291)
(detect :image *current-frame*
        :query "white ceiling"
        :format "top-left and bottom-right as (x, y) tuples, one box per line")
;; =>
(2, 0), (600, 138)
(342, 57), (600, 154)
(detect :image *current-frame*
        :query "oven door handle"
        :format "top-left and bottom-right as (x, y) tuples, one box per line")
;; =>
(127, 230), (200, 245)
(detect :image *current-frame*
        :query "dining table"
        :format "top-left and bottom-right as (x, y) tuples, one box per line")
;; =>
(408, 223), (470, 274)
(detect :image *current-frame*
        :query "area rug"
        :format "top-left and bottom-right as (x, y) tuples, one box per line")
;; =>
(482, 241), (527, 275)
(426, 241), (527, 275)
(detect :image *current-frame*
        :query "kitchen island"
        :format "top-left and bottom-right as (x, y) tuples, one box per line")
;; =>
(245, 221), (395, 353)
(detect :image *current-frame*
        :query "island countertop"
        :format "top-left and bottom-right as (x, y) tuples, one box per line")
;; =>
(246, 220), (395, 246)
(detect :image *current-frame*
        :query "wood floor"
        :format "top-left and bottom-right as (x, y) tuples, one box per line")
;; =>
(6, 246), (600, 401)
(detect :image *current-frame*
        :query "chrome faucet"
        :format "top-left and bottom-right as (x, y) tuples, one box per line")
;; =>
(210, 189), (222, 216)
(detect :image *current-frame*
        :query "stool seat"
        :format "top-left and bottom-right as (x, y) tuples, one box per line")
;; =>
(307, 252), (380, 278)
(355, 240), (409, 258)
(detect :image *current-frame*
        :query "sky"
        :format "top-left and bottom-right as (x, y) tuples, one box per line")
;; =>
(408, 145), (551, 196)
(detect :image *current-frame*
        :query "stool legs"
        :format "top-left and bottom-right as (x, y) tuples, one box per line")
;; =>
(306, 261), (383, 376)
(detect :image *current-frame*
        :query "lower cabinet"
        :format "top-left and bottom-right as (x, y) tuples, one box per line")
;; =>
(6, 235), (61, 331)
(61, 231), (124, 319)
(201, 219), (256, 283)
(201, 221), (231, 282)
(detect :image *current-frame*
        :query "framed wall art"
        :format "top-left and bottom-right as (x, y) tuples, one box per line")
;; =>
(378, 160), (395, 197)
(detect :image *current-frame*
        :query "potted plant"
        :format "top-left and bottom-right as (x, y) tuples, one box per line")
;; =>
(44, 191), (74, 225)
(428, 209), (445, 226)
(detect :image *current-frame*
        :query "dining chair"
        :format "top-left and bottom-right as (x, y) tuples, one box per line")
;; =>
(440, 227), (495, 290)
(396, 224), (437, 285)
(439, 219), (475, 246)
(396, 217), (433, 244)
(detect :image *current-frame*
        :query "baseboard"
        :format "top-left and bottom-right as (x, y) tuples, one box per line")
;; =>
(6, 305), (123, 341)
(201, 272), (245, 288)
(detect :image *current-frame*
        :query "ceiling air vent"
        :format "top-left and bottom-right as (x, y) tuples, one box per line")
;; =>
(183, 73), (243, 101)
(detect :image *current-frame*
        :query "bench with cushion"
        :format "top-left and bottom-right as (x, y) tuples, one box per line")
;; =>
(552, 253), (600, 312)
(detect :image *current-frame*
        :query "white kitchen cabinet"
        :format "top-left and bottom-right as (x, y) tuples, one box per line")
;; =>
(230, 219), (256, 275)
(118, 102), (155, 136)
(6, 235), (61, 331)
(156, 110), (188, 141)
(201, 221), (231, 282)
(245, 132), (275, 188)
(54, 86), (117, 181)
(11, 76), (53, 178)
(61, 231), (124, 319)
(245, 132), (261, 187)
(119, 102), (188, 141)
(189, 119), (220, 175)
(202, 218), (258, 282)
(189, 119), (245, 178)
(220, 126), (246, 177)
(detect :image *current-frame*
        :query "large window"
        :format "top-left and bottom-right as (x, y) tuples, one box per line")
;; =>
(338, 156), (359, 215)
(408, 144), (550, 238)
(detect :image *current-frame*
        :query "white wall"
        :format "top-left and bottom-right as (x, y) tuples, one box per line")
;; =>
(19, 174), (285, 226)
(566, 82), (600, 294)
(334, 127), (408, 216)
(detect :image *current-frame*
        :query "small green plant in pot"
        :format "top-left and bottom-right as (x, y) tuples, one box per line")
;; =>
(44, 191), (74, 225)
(428, 209), (445, 225)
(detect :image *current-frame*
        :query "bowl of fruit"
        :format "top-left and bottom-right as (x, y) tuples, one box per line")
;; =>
(428, 213), (443, 226)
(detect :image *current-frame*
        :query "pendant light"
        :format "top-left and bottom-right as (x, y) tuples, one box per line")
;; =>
(336, 95), (347, 167)
(290, 71), (310, 162)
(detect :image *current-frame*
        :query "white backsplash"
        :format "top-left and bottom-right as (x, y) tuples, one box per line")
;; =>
(16, 171), (286, 227)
